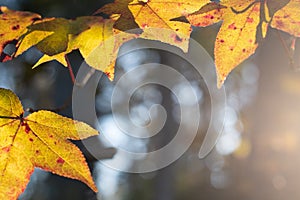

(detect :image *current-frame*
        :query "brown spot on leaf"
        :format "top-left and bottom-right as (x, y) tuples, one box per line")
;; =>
(141, 23), (148, 29)
(246, 17), (254, 23)
(105, 72), (112, 80)
(25, 125), (30, 133)
(35, 150), (40, 154)
(12, 25), (20, 30)
(171, 34), (183, 43)
(204, 14), (214, 19)
(283, 14), (290, 18)
(21, 121), (31, 133)
(2, 146), (10, 152)
(276, 20), (284, 28)
(220, 39), (225, 43)
(29, 138), (33, 142)
(228, 23), (237, 30)
(56, 157), (65, 164)
(253, 6), (260, 12)
(242, 48), (246, 53)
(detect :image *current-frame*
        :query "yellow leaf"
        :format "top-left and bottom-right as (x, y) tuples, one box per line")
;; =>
(17, 17), (89, 56)
(29, 16), (134, 81)
(185, 2), (226, 27)
(15, 30), (53, 57)
(97, 0), (209, 52)
(0, 6), (41, 60)
(184, 1), (267, 87)
(0, 88), (98, 200)
(214, 1), (262, 87)
(96, 0), (140, 31)
(271, 0), (300, 37)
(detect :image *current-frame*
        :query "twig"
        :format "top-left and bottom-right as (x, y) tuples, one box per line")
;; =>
(0, 116), (20, 119)
(65, 55), (76, 84)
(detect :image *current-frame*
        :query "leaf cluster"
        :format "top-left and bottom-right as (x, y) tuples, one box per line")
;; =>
(1, 0), (299, 86)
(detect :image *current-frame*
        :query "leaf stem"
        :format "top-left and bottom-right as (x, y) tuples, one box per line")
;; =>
(0, 116), (20, 119)
(65, 55), (76, 85)
(230, 0), (258, 14)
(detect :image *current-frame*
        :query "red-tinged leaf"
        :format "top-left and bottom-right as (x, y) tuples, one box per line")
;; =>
(0, 6), (41, 60)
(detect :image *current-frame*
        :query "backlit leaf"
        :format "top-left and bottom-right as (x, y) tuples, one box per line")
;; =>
(0, 6), (41, 61)
(184, 0), (267, 87)
(271, 0), (300, 37)
(0, 88), (98, 200)
(97, 0), (209, 52)
(96, 0), (140, 31)
(21, 15), (136, 81)
(23, 16), (124, 80)
(0, 8), (133, 81)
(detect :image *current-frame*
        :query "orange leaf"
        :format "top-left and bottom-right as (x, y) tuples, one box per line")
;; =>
(0, 88), (98, 200)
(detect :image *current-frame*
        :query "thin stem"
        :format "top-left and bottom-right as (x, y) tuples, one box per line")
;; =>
(0, 116), (20, 119)
(231, 0), (258, 14)
(65, 55), (76, 85)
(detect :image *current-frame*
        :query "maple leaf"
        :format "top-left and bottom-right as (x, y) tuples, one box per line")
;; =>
(0, 7), (136, 81)
(0, 6), (41, 61)
(16, 16), (104, 57)
(182, 0), (269, 87)
(0, 88), (98, 200)
(96, 0), (141, 32)
(15, 15), (136, 81)
(96, 0), (210, 52)
(271, 0), (300, 37)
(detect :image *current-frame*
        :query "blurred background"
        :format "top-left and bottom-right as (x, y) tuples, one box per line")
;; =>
(1, 0), (300, 200)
